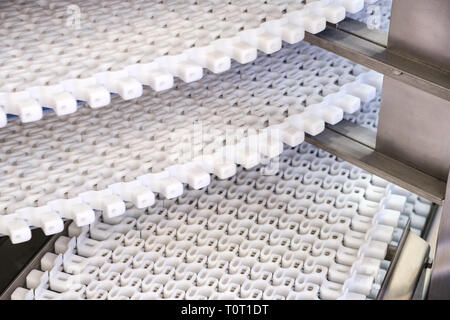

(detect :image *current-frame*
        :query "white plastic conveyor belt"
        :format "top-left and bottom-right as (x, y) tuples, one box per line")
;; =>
(9, 142), (431, 300)
(0, 42), (383, 243)
(0, 0), (366, 125)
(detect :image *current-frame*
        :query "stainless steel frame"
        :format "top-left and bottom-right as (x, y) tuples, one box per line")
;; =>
(377, 221), (430, 300)
(308, 0), (450, 299)
(1, 0), (449, 300)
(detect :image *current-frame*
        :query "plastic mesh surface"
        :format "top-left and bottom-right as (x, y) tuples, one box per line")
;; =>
(10, 142), (431, 300)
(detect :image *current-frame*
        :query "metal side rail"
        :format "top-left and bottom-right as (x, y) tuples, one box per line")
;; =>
(304, 22), (450, 101)
(377, 220), (431, 300)
(0, 222), (70, 300)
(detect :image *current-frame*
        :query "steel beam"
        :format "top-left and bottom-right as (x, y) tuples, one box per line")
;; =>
(305, 124), (446, 205)
(304, 27), (450, 101)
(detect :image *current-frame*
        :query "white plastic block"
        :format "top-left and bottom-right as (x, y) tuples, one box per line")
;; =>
(94, 70), (143, 100)
(0, 215), (32, 244)
(62, 78), (110, 109)
(127, 63), (174, 92)
(213, 37), (257, 64)
(138, 171), (184, 199)
(79, 190), (125, 219)
(186, 46), (231, 74)
(0, 92), (42, 123)
(109, 181), (155, 209)
(240, 28), (282, 55)
(285, 10), (327, 34)
(337, 0), (365, 14)
(48, 198), (95, 227)
(16, 206), (64, 236)
(158, 55), (203, 83)
(28, 85), (77, 116)
(11, 287), (34, 300)
(167, 164), (211, 190)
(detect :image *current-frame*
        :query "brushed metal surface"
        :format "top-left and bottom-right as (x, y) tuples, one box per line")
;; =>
(377, 77), (450, 181)
(389, 0), (450, 71)
(305, 126), (446, 204)
(304, 26), (450, 101)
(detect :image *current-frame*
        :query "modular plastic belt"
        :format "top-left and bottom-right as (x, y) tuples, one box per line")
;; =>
(0, 42), (384, 243)
(347, 0), (392, 32)
(0, 0), (366, 126)
(9, 142), (431, 300)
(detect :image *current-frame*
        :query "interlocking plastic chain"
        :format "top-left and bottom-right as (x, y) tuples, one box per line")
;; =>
(0, 0), (366, 126)
(0, 42), (385, 243)
(10, 143), (431, 300)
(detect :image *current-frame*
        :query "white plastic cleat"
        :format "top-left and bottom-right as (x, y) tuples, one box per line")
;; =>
(307, 102), (344, 125)
(94, 70), (143, 100)
(342, 82), (377, 102)
(262, 18), (305, 44)
(62, 77), (110, 108)
(287, 113), (325, 136)
(325, 92), (361, 114)
(257, 129), (284, 158)
(382, 194), (407, 212)
(26, 269), (49, 290)
(213, 37), (257, 64)
(351, 256), (381, 277)
(343, 272), (374, 296)
(239, 28), (282, 54)
(359, 239), (388, 260)
(185, 46), (231, 74)
(193, 154), (237, 180)
(48, 198), (95, 227)
(54, 236), (76, 255)
(0, 214), (32, 244)
(158, 55), (203, 83)
(336, 0), (365, 14)
(358, 71), (384, 92)
(233, 142), (260, 169)
(126, 62), (174, 91)
(109, 181), (155, 209)
(16, 206), (64, 236)
(79, 189), (125, 219)
(373, 209), (401, 227)
(0, 91), (42, 123)
(0, 108), (6, 127)
(167, 163), (211, 190)
(306, 1), (346, 24)
(27, 84), (77, 116)
(11, 287), (34, 300)
(137, 171), (183, 199)
(285, 10), (327, 34)
(272, 123), (305, 147)
(41, 252), (61, 271)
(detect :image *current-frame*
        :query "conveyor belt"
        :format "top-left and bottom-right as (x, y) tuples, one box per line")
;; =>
(0, 42), (382, 243)
(7, 143), (432, 300)
(0, 0), (365, 125)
